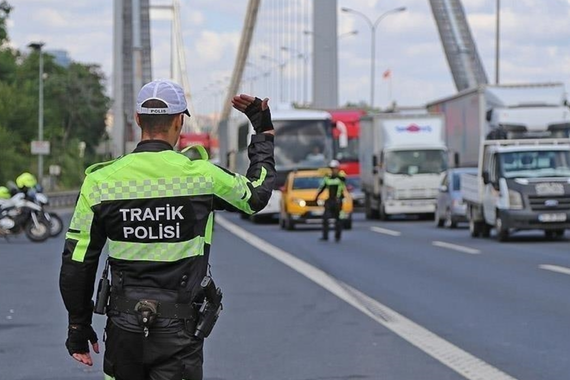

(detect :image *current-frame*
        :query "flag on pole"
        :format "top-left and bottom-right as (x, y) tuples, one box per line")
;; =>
(383, 69), (391, 79)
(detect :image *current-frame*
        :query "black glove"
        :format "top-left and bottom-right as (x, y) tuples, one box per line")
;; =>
(244, 97), (274, 134)
(65, 324), (98, 356)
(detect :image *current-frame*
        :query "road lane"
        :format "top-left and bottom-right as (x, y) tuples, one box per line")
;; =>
(230, 213), (570, 380)
(217, 215), (516, 380)
(3, 210), (570, 379)
(0, 214), (463, 380)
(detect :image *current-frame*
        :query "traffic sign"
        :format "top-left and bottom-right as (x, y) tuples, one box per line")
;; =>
(31, 140), (50, 155)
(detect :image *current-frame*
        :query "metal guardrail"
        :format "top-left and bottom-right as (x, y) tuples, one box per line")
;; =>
(46, 190), (79, 209)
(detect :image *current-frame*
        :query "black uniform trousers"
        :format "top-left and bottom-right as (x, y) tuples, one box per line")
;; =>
(322, 199), (342, 241)
(104, 320), (204, 380)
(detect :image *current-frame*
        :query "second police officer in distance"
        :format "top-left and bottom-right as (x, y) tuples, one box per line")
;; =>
(59, 80), (276, 380)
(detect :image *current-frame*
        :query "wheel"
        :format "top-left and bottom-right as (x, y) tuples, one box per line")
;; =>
(444, 209), (457, 229)
(555, 229), (565, 238)
(285, 214), (295, 231)
(379, 203), (389, 221)
(469, 218), (481, 238)
(279, 215), (286, 229)
(495, 213), (509, 242)
(434, 207), (444, 228)
(481, 223), (491, 238)
(343, 218), (352, 230)
(545, 229), (564, 239)
(46, 212), (63, 237)
(24, 219), (50, 242)
(364, 194), (379, 220)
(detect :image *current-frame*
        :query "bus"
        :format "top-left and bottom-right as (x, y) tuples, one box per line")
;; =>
(232, 104), (333, 221)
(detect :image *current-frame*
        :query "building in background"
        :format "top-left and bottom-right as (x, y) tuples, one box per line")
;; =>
(46, 49), (71, 68)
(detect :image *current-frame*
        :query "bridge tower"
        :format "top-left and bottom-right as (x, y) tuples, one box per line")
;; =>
(112, 0), (153, 156)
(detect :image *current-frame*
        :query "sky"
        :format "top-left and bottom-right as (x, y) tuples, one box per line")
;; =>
(8, 0), (570, 115)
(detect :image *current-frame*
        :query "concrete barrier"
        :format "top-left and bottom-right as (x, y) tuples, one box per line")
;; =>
(46, 190), (79, 209)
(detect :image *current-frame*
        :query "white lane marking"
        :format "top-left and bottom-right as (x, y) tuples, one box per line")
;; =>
(217, 215), (517, 380)
(370, 226), (401, 237)
(432, 241), (481, 255)
(539, 264), (570, 276)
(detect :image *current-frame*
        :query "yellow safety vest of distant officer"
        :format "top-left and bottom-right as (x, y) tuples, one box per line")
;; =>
(59, 79), (276, 380)
(315, 160), (347, 242)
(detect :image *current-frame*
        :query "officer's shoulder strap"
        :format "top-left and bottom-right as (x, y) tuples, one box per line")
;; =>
(179, 144), (209, 161)
(85, 157), (121, 175)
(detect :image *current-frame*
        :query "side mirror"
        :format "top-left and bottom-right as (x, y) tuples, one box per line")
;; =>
(454, 152), (460, 167)
(482, 171), (490, 185)
(439, 185), (448, 193)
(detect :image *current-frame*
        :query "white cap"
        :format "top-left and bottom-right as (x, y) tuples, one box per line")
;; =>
(136, 79), (190, 116)
(329, 159), (340, 168)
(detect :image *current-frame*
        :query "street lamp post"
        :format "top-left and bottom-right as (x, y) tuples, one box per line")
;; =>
(341, 6), (406, 109)
(261, 55), (287, 103)
(28, 42), (45, 184)
(495, 0), (500, 84)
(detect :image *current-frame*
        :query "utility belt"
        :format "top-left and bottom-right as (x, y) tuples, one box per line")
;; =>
(108, 295), (199, 320)
(94, 260), (223, 339)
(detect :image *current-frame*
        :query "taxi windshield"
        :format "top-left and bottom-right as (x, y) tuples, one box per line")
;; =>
(292, 176), (323, 190)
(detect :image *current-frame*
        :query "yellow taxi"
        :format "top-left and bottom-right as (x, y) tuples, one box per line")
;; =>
(279, 168), (353, 230)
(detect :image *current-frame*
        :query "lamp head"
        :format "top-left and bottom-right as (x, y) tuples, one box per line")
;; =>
(28, 42), (45, 51)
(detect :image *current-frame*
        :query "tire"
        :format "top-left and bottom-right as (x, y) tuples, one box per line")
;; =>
(365, 194), (379, 220)
(279, 215), (286, 229)
(481, 223), (491, 238)
(434, 207), (444, 228)
(555, 229), (565, 238)
(343, 218), (352, 230)
(46, 212), (63, 237)
(285, 214), (295, 231)
(444, 209), (457, 229)
(379, 203), (389, 221)
(495, 213), (509, 242)
(240, 213), (249, 220)
(469, 218), (481, 238)
(24, 219), (50, 242)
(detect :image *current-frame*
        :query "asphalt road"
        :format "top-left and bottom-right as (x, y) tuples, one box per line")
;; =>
(1, 211), (570, 379)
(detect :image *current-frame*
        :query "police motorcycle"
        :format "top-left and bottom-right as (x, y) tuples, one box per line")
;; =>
(30, 188), (63, 238)
(0, 186), (51, 242)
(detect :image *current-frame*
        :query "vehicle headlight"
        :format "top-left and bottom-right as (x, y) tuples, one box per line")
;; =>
(317, 199), (325, 206)
(293, 198), (307, 207)
(385, 186), (396, 200)
(508, 190), (523, 210)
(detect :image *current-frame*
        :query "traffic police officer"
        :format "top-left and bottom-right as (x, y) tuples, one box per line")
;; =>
(315, 160), (346, 242)
(59, 79), (275, 379)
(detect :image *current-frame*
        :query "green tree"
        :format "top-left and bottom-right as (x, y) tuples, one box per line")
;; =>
(0, 1), (111, 187)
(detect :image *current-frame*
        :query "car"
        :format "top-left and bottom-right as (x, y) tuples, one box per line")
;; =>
(279, 169), (353, 230)
(435, 167), (478, 228)
(345, 176), (365, 209)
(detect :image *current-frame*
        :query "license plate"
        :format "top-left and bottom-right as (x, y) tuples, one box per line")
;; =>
(538, 213), (567, 222)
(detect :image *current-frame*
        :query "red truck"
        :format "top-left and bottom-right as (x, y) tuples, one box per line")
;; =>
(329, 109), (366, 208)
(328, 109), (365, 176)
(179, 132), (218, 160)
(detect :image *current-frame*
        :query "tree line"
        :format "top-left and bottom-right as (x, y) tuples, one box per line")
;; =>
(0, 1), (110, 188)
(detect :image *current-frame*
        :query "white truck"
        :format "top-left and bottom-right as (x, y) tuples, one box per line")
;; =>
(428, 83), (570, 240)
(360, 113), (448, 220)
